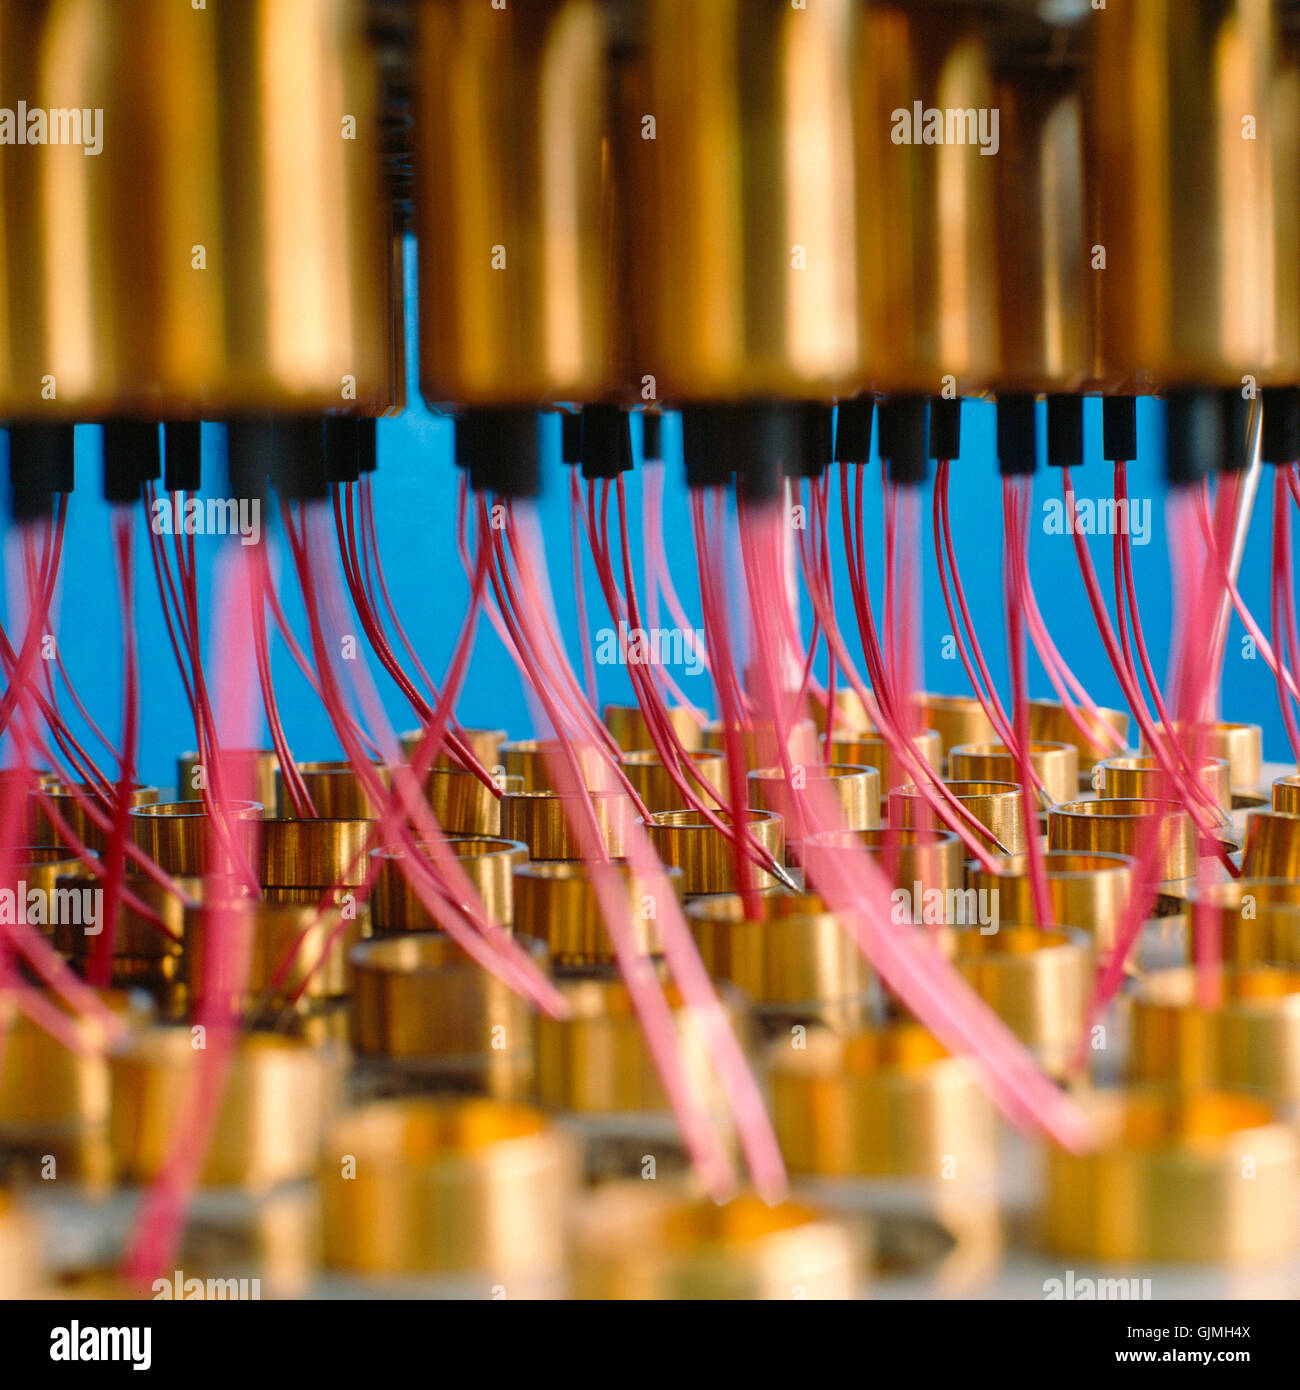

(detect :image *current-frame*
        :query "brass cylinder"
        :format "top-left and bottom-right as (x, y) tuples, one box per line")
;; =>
(894, 780), (1028, 856)
(1043, 1088), (1299, 1263)
(399, 728), (508, 773)
(1191, 878), (1300, 965)
(1141, 721), (1263, 793)
(949, 742), (1079, 808)
(186, 899), (368, 1009)
(604, 705), (702, 754)
(511, 859), (681, 966)
(535, 978), (739, 1114)
(1, 846), (94, 933)
(1092, 0), (1279, 388)
(372, 836), (528, 931)
(321, 1098), (573, 1282)
(572, 1186), (861, 1300)
(915, 696), (997, 765)
(109, 1028), (334, 1189)
(768, 1024), (996, 1181)
(1029, 700), (1129, 773)
(415, 0), (615, 404)
(1048, 798), (1196, 881)
(1242, 809), (1300, 878)
(1274, 774), (1300, 814)
(951, 926), (1092, 1078)
(349, 934), (544, 1091)
(53, 871), (197, 967)
(966, 850), (1133, 951)
(127, 799), (262, 876)
(500, 790), (633, 860)
(501, 739), (613, 793)
(701, 718), (819, 771)
(747, 764), (882, 847)
(641, 809), (785, 895)
(810, 688), (874, 737)
(1097, 755), (1232, 814)
(281, 761), (388, 820)
(826, 729), (943, 801)
(638, 0), (861, 400)
(258, 817), (374, 889)
(853, 3), (999, 392)
(31, 784), (160, 853)
(419, 766), (507, 836)
(685, 891), (871, 1025)
(176, 749), (278, 810)
(802, 827), (962, 902)
(1131, 966), (1300, 1101)
(0, 0), (394, 418)
(621, 749), (725, 813)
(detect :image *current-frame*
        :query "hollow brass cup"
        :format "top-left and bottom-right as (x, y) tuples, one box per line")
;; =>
(914, 696), (997, 765)
(965, 850), (1134, 951)
(747, 764), (882, 851)
(1241, 810), (1300, 879)
(371, 836), (528, 931)
(500, 790), (633, 860)
(621, 749), (724, 813)
(31, 784), (160, 853)
(1029, 700), (1129, 774)
(949, 742), (1079, 809)
(1048, 798), (1196, 881)
(826, 730), (943, 806)
(641, 809), (785, 895)
(894, 780), (1028, 856)
(1096, 755), (1231, 815)
(802, 827), (962, 902)
(604, 705), (702, 754)
(128, 799), (262, 876)
(280, 760), (388, 820)
(258, 818), (374, 889)
(1141, 722), (1263, 794)
(176, 749), (278, 811)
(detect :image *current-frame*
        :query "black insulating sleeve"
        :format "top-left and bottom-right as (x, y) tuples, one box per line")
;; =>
(1220, 389), (1252, 474)
(787, 402), (833, 478)
(928, 396), (961, 461)
(358, 418), (378, 474)
(460, 407), (542, 499)
(323, 418), (361, 485)
(580, 404), (633, 480)
(103, 421), (158, 504)
(879, 396), (928, 485)
(1045, 394), (1083, 469)
(273, 417), (329, 501)
(642, 408), (663, 463)
(1164, 388), (1222, 487)
(163, 421), (202, 493)
(225, 419), (275, 506)
(8, 423), (74, 521)
(1261, 387), (1300, 467)
(996, 394), (1037, 476)
(560, 408), (583, 465)
(1101, 394), (1137, 463)
(834, 395), (874, 464)
(680, 406), (733, 489)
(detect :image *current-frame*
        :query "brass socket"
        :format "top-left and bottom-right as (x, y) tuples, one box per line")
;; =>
(0, 989), (153, 1129)
(949, 742), (1079, 808)
(1141, 722), (1263, 793)
(603, 705), (702, 754)
(349, 933), (545, 1072)
(621, 749), (725, 813)
(950, 927), (1093, 1079)
(747, 764), (882, 846)
(768, 1024), (996, 1181)
(186, 899), (368, 1008)
(511, 859), (681, 966)
(109, 1029), (335, 1189)
(1241, 810), (1300, 879)
(500, 790), (634, 860)
(1274, 775), (1300, 815)
(535, 978), (742, 1115)
(1043, 1089), (1300, 1263)
(176, 749), (278, 810)
(128, 799), (262, 876)
(810, 688), (874, 736)
(641, 809), (785, 895)
(321, 1099), (574, 1281)
(1048, 798), (1196, 881)
(701, 718), (819, 771)
(420, 766), (508, 836)
(914, 696), (997, 764)
(826, 729), (942, 801)
(894, 780), (1028, 856)
(1131, 966), (1300, 1102)
(258, 817), (374, 889)
(1096, 755), (1231, 814)
(802, 827), (962, 901)
(1189, 880), (1300, 966)
(2, 846), (94, 931)
(53, 872), (198, 959)
(1029, 700), (1130, 773)
(571, 1186), (862, 1300)
(400, 727), (508, 772)
(371, 836), (528, 932)
(500, 739), (609, 793)
(281, 761), (388, 820)
(31, 784), (160, 853)
(966, 850), (1133, 951)
(685, 891), (871, 1019)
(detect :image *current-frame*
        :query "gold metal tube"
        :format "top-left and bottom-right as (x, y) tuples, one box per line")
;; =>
(1048, 798), (1196, 881)
(1241, 809), (1300, 878)
(53, 871), (197, 960)
(571, 1186), (862, 1300)
(747, 764), (882, 847)
(603, 705), (702, 754)
(1274, 774), (1300, 814)
(1043, 1088), (1300, 1262)
(500, 739), (607, 793)
(1131, 966), (1300, 1101)
(176, 749), (279, 810)
(1141, 721), (1263, 793)
(1, 847), (94, 934)
(951, 926), (1093, 1078)
(110, 1029), (335, 1189)
(500, 789), (634, 860)
(966, 850), (1133, 951)
(511, 859), (680, 966)
(127, 799), (262, 877)
(701, 718), (819, 771)
(31, 784), (160, 853)
(641, 809), (785, 894)
(1190, 879), (1300, 965)
(400, 728), (508, 773)
(419, 766), (509, 836)
(621, 749), (725, 813)
(949, 742), (1079, 808)
(914, 696), (997, 765)
(258, 817), (375, 889)
(826, 729), (943, 802)
(802, 827), (962, 901)
(281, 761), (389, 820)
(1029, 700), (1130, 774)
(894, 780), (1028, 856)
(321, 1098), (574, 1282)
(1097, 755), (1231, 814)
(371, 836), (528, 931)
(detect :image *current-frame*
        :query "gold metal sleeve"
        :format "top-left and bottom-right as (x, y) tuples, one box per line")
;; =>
(914, 696), (997, 765)
(640, 809), (786, 894)
(1274, 774), (1300, 814)
(949, 742), (1079, 809)
(621, 749), (725, 813)
(1241, 809), (1300, 878)
(894, 780), (1028, 857)
(1048, 798), (1196, 881)
(802, 827), (963, 901)
(176, 749), (279, 811)
(1141, 722), (1263, 793)
(747, 764), (882, 842)
(1029, 700), (1130, 774)
(965, 850), (1134, 951)
(31, 785), (160, 853)
(1096, 755), (1232, 814)
(257, 818), (375, 889)
(127, 799), (262, 877)
(603, 705), (702, 754)
(281, 761), (389, 820)
(500, 790), (634, 860)
(825, 729), (943, 802)
(371, 836), (528, 931)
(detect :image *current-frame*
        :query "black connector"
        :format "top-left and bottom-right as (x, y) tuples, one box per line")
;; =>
(1261, 387), (1300, 467)
(788, 402), (833, 479)
(642, 408), (663, 464)
(580, 404), (633, 481)
(996, 394), (1037, 476)
(225, 419), (275, 506)
(358, 419), (378, 474)
(1220, 389), (1252, 474)
(560, 408), (583, 466)
(103, 421), (158, 505)
(834, 396), (874, 464)
(163, 422), (202, 493)
(1164, 389), (1222, 487)
(273, 417), (329, 501)
(928, 396), (961, 461)
(458, 407), (542, 498)
(1102, 395), (1137, 463)
(680, 406), (734, 489)
(879, 395), (928, 485)
(1045, 394), (1083, 469)
(7, 423), (74, 522)
(323, 418), (361, 485)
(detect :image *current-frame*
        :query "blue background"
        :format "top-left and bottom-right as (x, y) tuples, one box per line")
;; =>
(10, 258), (1295, 789)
